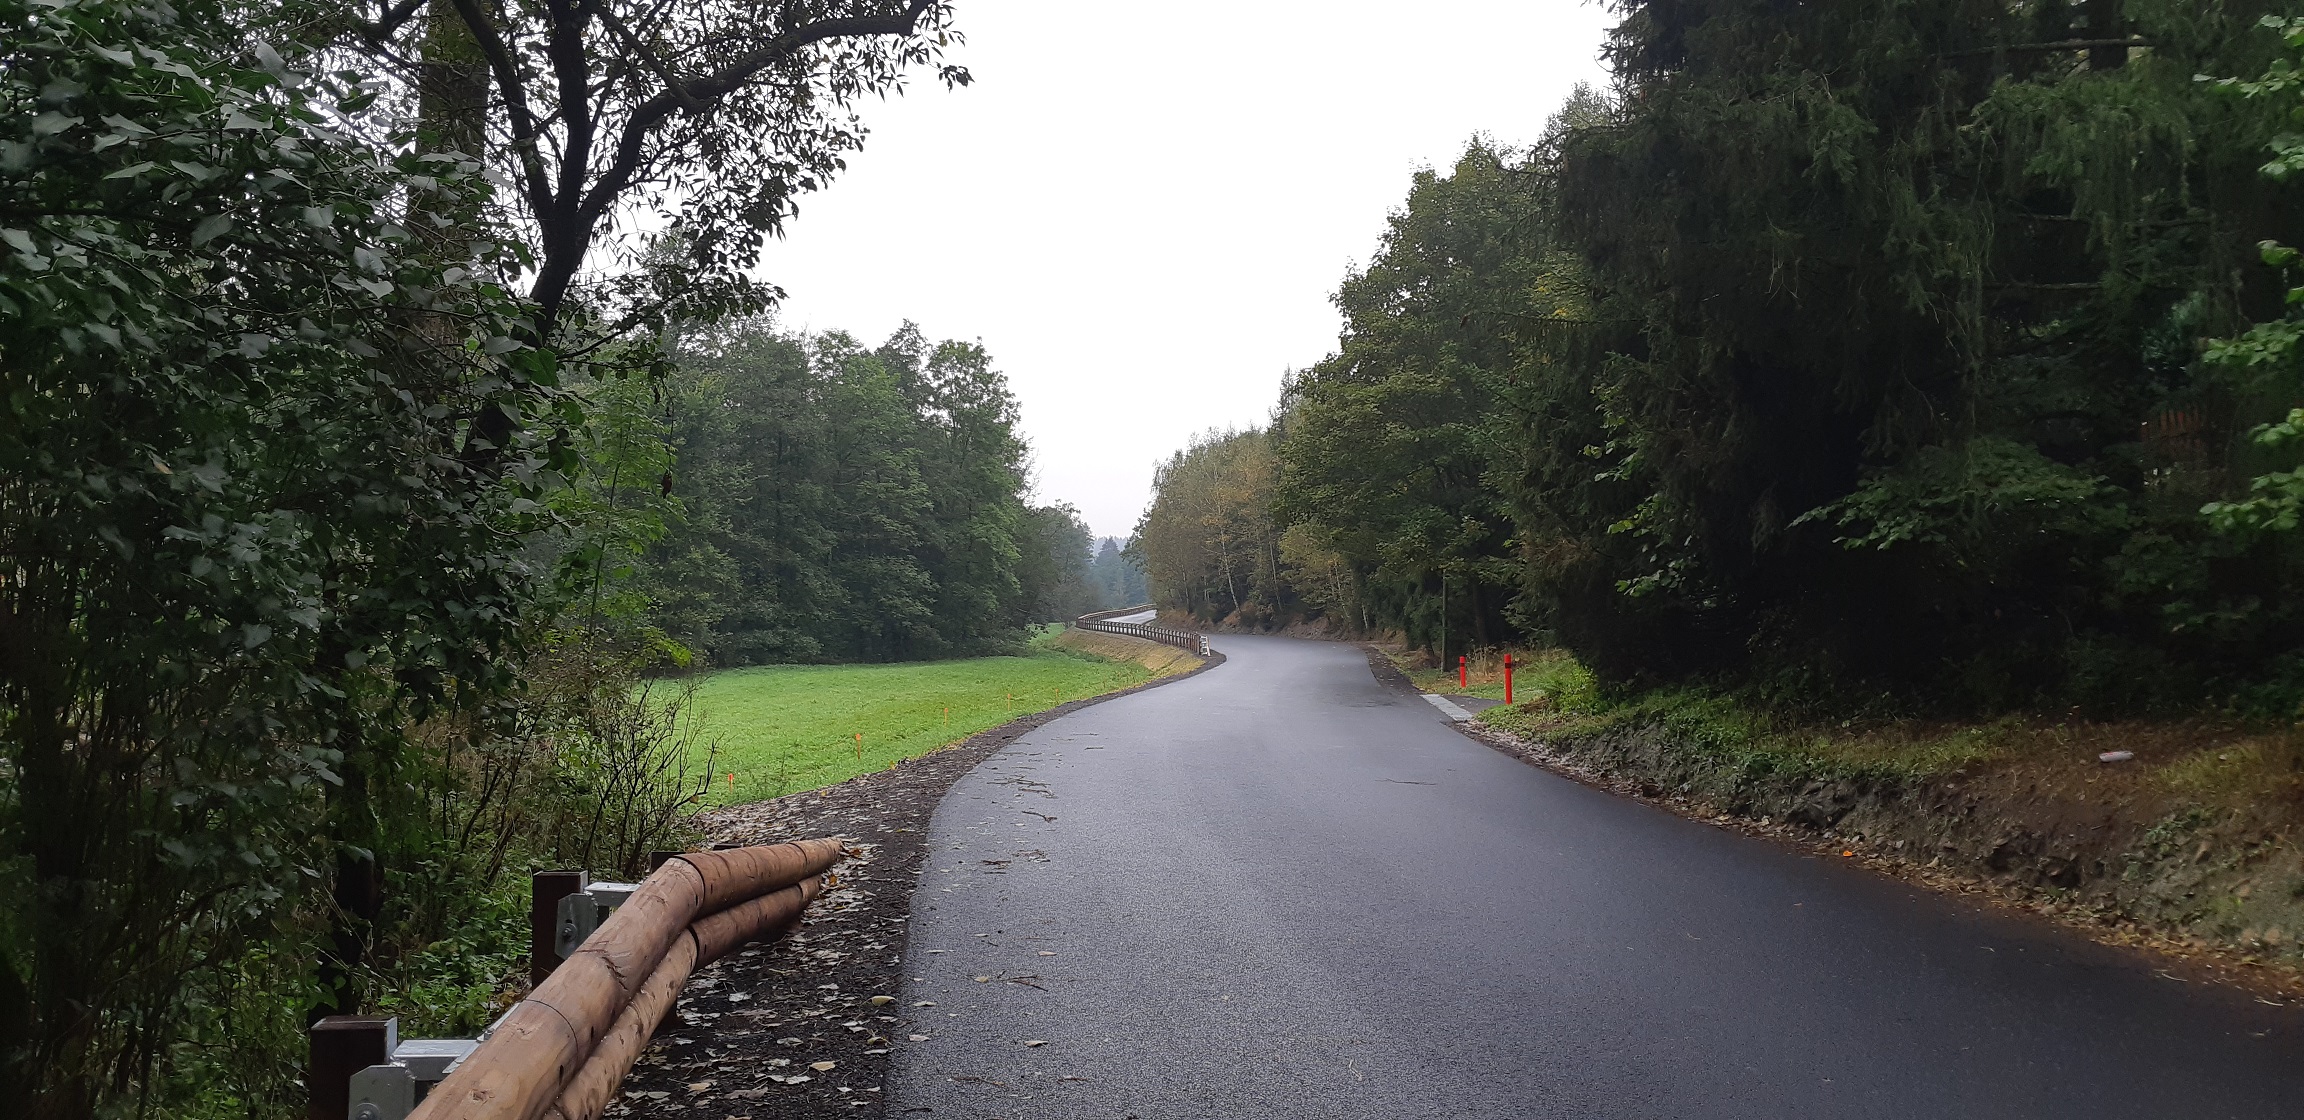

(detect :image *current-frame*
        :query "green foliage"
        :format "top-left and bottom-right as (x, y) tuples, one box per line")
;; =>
(640, 319), (1068, 663)
(0, 0), (951, 1111)
(1274, 140), (1560, 651)
(1134, 428), (1290, 626)
(1017, 505), (1101, 622)
(1172, 1), (2304, 713)
(1481, 681), (2004, 788)
(2202, 18), (2304, 538)
(1087, 536), (1149, 610)
(0, 0), (573, 1109)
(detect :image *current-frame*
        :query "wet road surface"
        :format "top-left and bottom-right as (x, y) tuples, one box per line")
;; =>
(887, 634), (2304, 1119)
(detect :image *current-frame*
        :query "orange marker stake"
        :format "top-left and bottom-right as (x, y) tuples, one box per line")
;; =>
(944, 705), (951, 727)
(1459, 654), (1467, 690)
(854, 732), (862, 760)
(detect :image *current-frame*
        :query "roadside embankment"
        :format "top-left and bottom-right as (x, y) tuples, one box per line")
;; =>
(1400, 648), (2304, 992)
(1047, 625), (1206, 676)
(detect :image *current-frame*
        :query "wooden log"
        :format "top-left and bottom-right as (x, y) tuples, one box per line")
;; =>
(411, 840), (845, 1120)
(409, 859), (707, 1120)
(694, 876), (821, 965)
(547, 877), (823, 1120)
(545, 932), (698, 1120)
(672, 837), (844, 915)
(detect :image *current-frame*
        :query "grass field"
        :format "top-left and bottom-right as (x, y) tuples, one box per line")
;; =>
(685, 630), (1181, 804)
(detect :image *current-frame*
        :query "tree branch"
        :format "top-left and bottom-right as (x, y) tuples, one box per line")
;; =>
(594, 3), (702, 113)
(1941, 38), (2153, 58)
(357, 0), (430, 42)
(578, 0), (936, 232)
(446, 0), (558, 225)
(519, 0), (936, 327)
(542, 0), (600, 236)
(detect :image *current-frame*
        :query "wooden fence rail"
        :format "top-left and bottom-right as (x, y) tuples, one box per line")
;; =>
(316, 838), (845, 1120)
(1074, 606), (1209, 656)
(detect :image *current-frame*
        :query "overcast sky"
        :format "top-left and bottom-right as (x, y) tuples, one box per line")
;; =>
(761, 1), (1618, 540)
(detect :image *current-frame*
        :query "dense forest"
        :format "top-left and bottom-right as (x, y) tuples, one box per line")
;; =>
(634, 318), (1088, 665)
(1140, 0), (2304, 717)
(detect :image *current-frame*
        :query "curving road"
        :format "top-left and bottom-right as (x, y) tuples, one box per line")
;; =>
(888, 635), (2304, 1118)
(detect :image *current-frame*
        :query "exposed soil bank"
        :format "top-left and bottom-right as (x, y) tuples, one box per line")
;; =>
(1452, 677), (2304, 998)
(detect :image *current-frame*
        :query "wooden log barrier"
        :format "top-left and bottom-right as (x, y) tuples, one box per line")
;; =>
(408, 839), (845, 1120)
(545, 877), (826, 1120)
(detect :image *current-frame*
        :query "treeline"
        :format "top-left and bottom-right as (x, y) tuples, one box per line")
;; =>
(1141, 0), (2304, 715)
(636, 319), (1090, 665)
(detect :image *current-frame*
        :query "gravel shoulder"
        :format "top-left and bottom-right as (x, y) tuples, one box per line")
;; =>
(603, 646), (1222, 1120)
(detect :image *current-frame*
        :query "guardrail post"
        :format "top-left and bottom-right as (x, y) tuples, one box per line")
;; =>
(531, 870), (587, 986)
(309, 1015), (397, 1120)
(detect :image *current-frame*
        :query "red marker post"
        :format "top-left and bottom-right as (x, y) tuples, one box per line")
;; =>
(1504, 653), (1514, 705)
(1459, 655), (1467, 690)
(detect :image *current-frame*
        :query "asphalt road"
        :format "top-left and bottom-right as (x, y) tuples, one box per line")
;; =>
(887, 635), (2304, 1119)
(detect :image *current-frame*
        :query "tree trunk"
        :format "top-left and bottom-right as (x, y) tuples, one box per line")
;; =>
(2084, 0), (2124, 71)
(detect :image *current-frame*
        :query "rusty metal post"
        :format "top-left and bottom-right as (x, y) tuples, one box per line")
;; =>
(309, 1015), (397, 1120)
(531, 870), (586, 987)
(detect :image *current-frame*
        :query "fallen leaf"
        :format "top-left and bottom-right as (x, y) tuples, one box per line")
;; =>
(973, 975), (990, 983)
(1037, 951), (1056, 956)
(687, 1081), (714, 1092)
(908, 1034), (930, 1041)
(810, 1061), (837, 1072)
(1023, 1040), (1047, 1047)
(869, 995), (895, 1005)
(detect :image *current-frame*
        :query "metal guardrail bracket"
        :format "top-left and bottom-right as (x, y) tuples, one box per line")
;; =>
(555, 878), (641, 958)
(346, 1036), (480, 1120)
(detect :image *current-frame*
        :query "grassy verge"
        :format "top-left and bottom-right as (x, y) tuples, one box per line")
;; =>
(687, 629), (1196, 803)
(1383, 645), (1603, 707)
(1451, 648), (2304, 980)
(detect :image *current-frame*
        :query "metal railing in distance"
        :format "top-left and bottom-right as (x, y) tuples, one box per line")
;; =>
(1075, 607), (1210, 657)
(316, 838), (845, 1120)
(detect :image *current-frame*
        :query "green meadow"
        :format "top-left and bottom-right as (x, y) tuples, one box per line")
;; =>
(685, 635), (1156, 803)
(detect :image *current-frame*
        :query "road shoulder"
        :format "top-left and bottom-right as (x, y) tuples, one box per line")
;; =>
(601, 642), (1224, 1120)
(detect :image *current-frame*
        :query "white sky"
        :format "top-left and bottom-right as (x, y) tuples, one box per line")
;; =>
(762, 0), (1618, 539)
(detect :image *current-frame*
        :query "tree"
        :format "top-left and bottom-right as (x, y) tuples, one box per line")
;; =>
(1135, 429), (1293, 626)
(356, 0), (968, 343)
(1017, 505), (1099, 622)
(0, 0), (559, 1109)
(644, 318), (1045, 663)
(1275, 139), (1569, 653)
(1088, 536), (1149, 609)
(1538, 0), (2304, 707)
